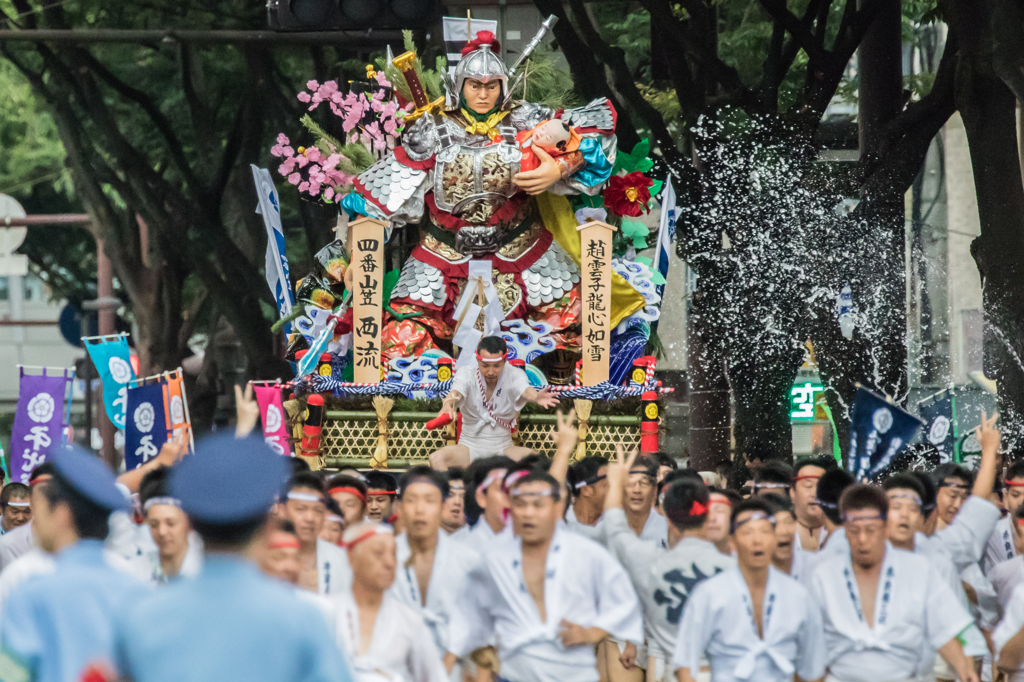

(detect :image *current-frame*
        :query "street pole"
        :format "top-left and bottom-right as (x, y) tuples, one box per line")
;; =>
(95, 239), (118, 470)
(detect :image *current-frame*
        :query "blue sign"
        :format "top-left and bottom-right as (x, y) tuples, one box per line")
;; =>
(124, 382), (168, 471)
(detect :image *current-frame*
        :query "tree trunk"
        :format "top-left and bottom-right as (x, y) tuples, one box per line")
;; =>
(956, 58), (1024, 449)
(686, 290), (732, 470)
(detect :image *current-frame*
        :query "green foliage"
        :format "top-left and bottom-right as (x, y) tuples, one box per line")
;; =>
(621, 220), (651, 250)
(613, 139), (655, 175)
(515, 52), (580, 109)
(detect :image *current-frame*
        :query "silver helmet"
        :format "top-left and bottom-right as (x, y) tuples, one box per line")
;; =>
(453, 43), (508, 104)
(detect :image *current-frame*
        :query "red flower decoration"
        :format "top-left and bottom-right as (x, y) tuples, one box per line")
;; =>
(462, 30), (501, 57)
(604, 172), (653, 217)
(689, 500), (708, 516)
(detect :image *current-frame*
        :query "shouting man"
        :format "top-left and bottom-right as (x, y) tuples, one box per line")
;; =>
(430, 336), (559, 470)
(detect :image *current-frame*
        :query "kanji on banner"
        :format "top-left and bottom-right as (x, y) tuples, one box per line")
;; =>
(350, 216), (386, 383)
(254, 384), (292, 456)
(124, 382), (168, 471)
(10, 368), (73, 484)
(578, 219), (617, 386)
(84, 335), (135, 430)
(848, 385), (925, 481)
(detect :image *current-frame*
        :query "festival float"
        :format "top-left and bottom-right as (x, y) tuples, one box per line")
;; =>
(254, 20), (672, 469)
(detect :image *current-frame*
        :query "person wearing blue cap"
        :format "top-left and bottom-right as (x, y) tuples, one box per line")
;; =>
(0, 445), (146, 682)
(115, 434), (353, 682)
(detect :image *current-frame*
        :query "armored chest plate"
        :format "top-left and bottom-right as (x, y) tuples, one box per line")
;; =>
(433, 125), (522, 225)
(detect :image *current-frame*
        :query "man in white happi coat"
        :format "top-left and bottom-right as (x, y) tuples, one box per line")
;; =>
(993, 582), (1024, 681)
(789, 456), (834, 557)
(704, 490), (737, 557)
(603, 448), (735, 682)
(915, 413), (1001, 575)
(760, 493), (814, 585)
(449, 455), (515, 546)
(812, 469), (854, 560)
(281, 472), (351, 595)
(881, 474), (989, 680)
(808, 484), (978, 682)
(986, 460), (1024, 574)
(673, 497), (825, 682)
(388, 467), (480, 675)
(564, 456), (609, 542)
(449, 470), (643, 682)
(335, 521), (448, 682)
(430, 336), (559, 470)
(988, 505), (1024, 609)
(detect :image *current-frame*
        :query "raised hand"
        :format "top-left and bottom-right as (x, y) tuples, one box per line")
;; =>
(550, 408), (578, 453)
(607, 443), (640, 492)
(976, 409), (1000, 456)
(234, 383), (260, 439)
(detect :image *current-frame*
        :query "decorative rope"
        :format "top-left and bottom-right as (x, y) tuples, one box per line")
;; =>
(294, 374), (674, 401)
(573, 399), (592, 461)
(370, 396), (394, 469)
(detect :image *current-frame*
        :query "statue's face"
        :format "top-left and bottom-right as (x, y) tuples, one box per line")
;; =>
(463, 78), (502, 115)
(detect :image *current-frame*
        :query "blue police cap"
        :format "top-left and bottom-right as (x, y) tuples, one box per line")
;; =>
(51, 445), (129, 512)
(170, 434), (290, 524)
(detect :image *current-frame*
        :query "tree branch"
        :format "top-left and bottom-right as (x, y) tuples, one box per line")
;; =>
(758, 0), (827, 63)
(72, 48), (199, 190)
(860, 35), (957, 200)
(564, 0), (679, 156)
(640, 0), (752, 105)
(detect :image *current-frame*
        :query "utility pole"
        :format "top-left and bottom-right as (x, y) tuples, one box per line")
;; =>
(2, 214), (118, 469)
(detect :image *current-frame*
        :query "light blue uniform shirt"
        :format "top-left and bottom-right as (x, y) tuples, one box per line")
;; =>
(116, 554), (353, 682)
(0, 539), (145, 682)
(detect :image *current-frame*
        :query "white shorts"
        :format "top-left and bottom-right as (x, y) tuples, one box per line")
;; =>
(459, 431), (514, 461)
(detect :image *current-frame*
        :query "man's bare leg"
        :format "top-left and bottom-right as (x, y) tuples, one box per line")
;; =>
(430, 444), (471, 471)
(502, 446), (535, 461)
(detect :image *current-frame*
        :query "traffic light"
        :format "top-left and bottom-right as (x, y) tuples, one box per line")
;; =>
(267, 0), (442, 30)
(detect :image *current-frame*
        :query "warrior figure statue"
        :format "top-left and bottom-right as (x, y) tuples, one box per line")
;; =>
(345, 29), (618, 368)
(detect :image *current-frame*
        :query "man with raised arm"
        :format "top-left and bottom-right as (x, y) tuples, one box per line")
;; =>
(429, 336), (560, 471)
(602, 447), (735, 682)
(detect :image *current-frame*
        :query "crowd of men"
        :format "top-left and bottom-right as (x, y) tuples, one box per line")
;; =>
(0, 341), (1022, 682)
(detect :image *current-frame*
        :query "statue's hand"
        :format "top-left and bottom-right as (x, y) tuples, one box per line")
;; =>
(513, 147), (562, 195)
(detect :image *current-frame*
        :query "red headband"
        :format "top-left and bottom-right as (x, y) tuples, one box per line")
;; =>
(690, 501), (708, 516)
(342, 527), (393, 550)
(476, 352), (507, 364)
(29, 474), (52, 487)
(709, 494), (732, 507)
(368, 490), (398, 497)
(329, 487), (367, 504)
(792, 474), (821, 482)
(267, 537), (301, 550)
(1006, 480), (1024, 487)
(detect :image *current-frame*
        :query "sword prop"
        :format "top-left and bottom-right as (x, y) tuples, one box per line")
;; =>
(392, 51), (446, 124)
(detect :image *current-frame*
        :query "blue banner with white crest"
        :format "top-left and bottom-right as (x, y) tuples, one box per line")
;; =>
(848, 386), (925, 481)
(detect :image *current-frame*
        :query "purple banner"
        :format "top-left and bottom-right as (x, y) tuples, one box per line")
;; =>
(11, 369), (72, 484)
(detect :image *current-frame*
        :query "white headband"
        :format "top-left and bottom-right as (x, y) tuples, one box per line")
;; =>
(5, 501), (29, 508)
(144, 497), (181, 511)
(476, 469), (507, 495)
(326, 514), (345, 524)
(287, 492), (322, 503)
